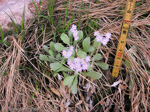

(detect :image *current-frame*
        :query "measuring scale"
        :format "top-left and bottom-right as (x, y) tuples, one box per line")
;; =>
(112, 0), (136, 77)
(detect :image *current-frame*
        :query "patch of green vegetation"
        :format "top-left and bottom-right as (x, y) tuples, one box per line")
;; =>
(135, 1), (142, 7)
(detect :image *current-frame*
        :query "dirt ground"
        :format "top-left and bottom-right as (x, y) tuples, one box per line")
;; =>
(0, 0), (48, 29)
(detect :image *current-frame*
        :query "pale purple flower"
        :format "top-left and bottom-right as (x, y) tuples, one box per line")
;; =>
(73, 30), (79, 40)
(62, 49), (73, 59)
(70, 46), (74, 51)
(74, 35), (79, 41)
(70, 24), (80, 41)
(69, 63), (76, 70)
(101, 37), (109, 46)
(82, 63), (89, 70)
(75, 63), (82, 72)
(76, 67), (82, 72)
(66, 56), (92, 72)
(75, 63), (81, 68)
(96, 35), (103, 42)
(85, 56), (90, 62)
(71, 24), (77, 33)
(67, 50), (73, 57)
(62, 50), (68, 58)
(94, 31), (100, 37)
(67, 59), (72, 65)
(80, 59), (89, 70)
(65, 55), (70, 59)
(73, 30), (79, 36)
(105, 32), (111, 39)
(74, 57), (80, 64)
(80, 58), (86, 64)
(94, 31), (111, 46)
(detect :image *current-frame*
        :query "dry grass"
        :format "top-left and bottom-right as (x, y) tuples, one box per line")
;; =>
(0, 0), (150, 111)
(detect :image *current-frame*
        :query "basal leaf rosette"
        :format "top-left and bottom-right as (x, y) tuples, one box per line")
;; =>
(39, 24), (111, 94)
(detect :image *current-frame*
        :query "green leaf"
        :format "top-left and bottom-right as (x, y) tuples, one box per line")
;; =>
(20, 6), (25, 42)
(53, 73), (57, 77)
(60, 33), (70, 45)
(54, 43), (65, 52)
(39, 54), (48, 61)
(50, 62), (62, 71)
(56, 53), (61, 59)
(48, 56), (54, 62)
(76, 30), (83, 42)
(0, 25), (4, 41)
(87, 66), (92, 72)
(95, 62), (109, 70)
(71, 75), (78, 94)
(49, 42), (55, 51)
(82, 37), (90, 52)
(125, 59), (131, 68)
(83, 71), (102, 80)
(68, 56), (74, 60)
(94, 53), (102, 61)
(77, 50), (87, 58)
(63, 2), (69, 31)
(135, 2), (142, 7)
(39, 54), (52, 61)
(88, 46), (95, 52)
(129, 80), (133, 89)
(68, 83), (72, 88)
(78, 30), (83, 38)
(63, 72), (69, 78)
(147, 70), (150, 76)
(58, 66), (72, 72)
(68, 29), (73, 37)
(48, 50), (55, 57)
(93, 38), (101, 48)
(50, 62), (72, 72)
(63, 75), (75, 85)
(43, 45), (49, 53)
(72, 50), (75, 57)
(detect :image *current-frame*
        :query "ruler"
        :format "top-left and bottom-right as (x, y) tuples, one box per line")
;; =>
(112, 0), (136, 77)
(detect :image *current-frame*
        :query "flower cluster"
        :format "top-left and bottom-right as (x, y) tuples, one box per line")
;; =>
(94, 31), (111, 46)
(67, 56), (90, 72)
(70, 24), (79, 41)
(62, 46), (74, 59)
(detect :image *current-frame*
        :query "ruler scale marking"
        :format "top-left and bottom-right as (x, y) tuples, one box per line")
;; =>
(112, 0), (136, 77)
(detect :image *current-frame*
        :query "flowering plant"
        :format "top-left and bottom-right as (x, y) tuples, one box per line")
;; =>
(39, 25), (111, 94)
